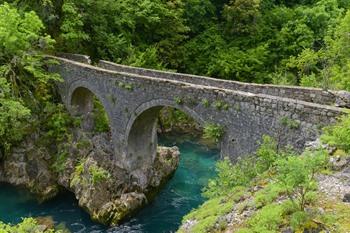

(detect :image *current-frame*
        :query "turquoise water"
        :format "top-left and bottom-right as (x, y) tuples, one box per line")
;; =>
(0, 135), (219, 233)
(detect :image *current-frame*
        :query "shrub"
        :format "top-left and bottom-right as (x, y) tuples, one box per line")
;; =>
(274, 150), (328, 211)
(202, 99), (210, 108)
(89, 164), (111, 184)
(45, 103), (75, 143)
(203, 157), (256, 198)
(0, 218), (62, 233)
(203, 136), (281, 199)
(214, 100), (229, 111)
(255, 136), (280, 173)
(321, 115), (350, 153)
(93, 98), (110, 133)
(246, 203), (285, 233)
(174, 97), (184, 105)
(280, 117), (300, 130)
(203, 123), (224, 142)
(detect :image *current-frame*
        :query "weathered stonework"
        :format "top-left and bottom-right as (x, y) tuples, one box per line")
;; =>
(50, 54), (349, 180)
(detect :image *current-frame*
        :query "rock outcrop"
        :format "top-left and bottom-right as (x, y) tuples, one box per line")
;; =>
(0, 130), (180, 226)
(0, 134), (59, 202)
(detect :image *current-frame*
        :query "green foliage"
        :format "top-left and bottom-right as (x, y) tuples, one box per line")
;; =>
(290, 211), (310, 231)
(93, 98), (110, 133)
(45, 103), (75, 143)
(181, 116), (349, 233)
(214, 100), (229, 111)
(0, 77), (30, 153)
(118, 82), (134, 91)
(89, 164), (111, 184)
(203, 136), (281, 199)
(174, 97), (184, 105)
(0, 218), (62, 233)
(255, 135), (280, 172)
(58, 0), (89, 52)
(5, 0), (350, 88)
(51, 149), (69, 173)
(181, 192), (243, 233)
(321, 115), (350, 153)
(280, 117), (300, 130)
(275, 150), (328, 210)
(202, 99), (210, 108)
(158, 107), (198, 133)
(203, 123), (224, 142)
(0, 3), (60, 156)
(70, 158), (86, 187)
(254, 183), (285, 208)
(71, 158), (110, 186)
(223, 0), (261, 35)
(245, 203), (285, 233)
(203, 157), (254, 198)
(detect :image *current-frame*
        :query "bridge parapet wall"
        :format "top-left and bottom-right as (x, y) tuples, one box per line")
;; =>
(99, 60), (341, 106)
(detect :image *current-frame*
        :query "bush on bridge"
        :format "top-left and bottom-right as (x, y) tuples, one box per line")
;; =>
(203, 123), (224, 143)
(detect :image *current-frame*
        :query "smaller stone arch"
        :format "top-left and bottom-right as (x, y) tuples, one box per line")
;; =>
(70, 87), (95, 115)
(69, 86), (111, 133)
(124, 99), (205, 171)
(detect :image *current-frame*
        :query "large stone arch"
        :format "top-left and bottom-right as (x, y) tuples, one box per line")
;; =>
(124, 99), (205, 171)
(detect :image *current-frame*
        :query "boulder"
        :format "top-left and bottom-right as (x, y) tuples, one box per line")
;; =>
(330, 156), (350, 171)
(335, 91), (350, 108)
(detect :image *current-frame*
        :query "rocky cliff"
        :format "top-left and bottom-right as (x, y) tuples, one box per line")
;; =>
(0, 128), (180, 226)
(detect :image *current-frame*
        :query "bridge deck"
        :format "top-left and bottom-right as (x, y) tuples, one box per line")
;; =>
(98, 60), (338, 106)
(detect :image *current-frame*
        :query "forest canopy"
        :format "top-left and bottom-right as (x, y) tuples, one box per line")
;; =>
(1, 0), (349, 90)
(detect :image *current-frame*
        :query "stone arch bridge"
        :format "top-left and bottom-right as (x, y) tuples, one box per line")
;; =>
(50, 54), (349, 175)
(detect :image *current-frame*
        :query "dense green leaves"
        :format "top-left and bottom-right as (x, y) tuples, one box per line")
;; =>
(4, 0), (350, 88)
(0, 77), (30, 153)
(0, 218), (63, 233)
(0, 3), (57, 155)
(322, 115), (350, 152)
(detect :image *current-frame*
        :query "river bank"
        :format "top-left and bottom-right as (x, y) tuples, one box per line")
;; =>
(0, 135), (219, 233)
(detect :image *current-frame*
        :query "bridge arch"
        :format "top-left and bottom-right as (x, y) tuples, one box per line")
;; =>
(69, 84), (112, 133)
(125, 99), (205, 171)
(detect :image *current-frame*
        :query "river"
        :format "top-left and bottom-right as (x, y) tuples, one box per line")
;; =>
(0, 135), (219, 233)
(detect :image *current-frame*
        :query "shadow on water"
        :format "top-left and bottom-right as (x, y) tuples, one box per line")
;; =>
(0, 134), (219, 233)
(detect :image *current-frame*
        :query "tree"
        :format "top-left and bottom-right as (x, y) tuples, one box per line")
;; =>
(223, 0), (261, 35)
(0, 3), (58, 155)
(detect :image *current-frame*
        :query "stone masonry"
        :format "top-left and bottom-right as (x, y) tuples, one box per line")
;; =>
(50, 54), (349, 180)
